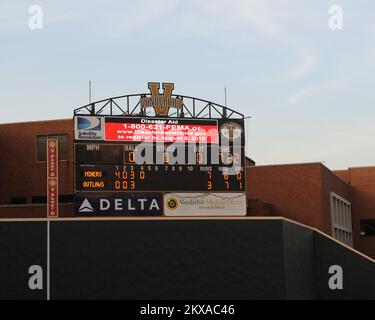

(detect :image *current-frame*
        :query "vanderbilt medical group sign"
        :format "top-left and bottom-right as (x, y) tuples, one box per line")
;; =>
(164, 193), (246, 216)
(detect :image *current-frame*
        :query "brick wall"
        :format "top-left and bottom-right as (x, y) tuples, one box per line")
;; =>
(0, 119), (73, 217)
(247, 163), (351, 236)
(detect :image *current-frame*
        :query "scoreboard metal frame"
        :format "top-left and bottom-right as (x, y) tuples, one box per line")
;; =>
(73, 86), (247, 216)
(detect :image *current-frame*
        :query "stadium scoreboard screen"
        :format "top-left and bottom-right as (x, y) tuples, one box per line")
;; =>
(75, 117), (245, 192)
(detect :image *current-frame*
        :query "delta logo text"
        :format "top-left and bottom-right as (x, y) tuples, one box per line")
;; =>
(75, 193), (163, 216)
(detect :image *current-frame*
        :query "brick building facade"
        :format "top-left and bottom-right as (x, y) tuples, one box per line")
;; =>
(246, 163), (351, 235)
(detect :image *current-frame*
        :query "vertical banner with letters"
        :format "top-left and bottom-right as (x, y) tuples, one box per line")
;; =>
(47, 139), (59, 218)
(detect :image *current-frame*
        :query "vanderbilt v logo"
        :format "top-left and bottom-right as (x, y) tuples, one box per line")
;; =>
(140, 82), (182, 116)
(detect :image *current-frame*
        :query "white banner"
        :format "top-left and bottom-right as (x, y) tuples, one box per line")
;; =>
(164, 193), (247, 216)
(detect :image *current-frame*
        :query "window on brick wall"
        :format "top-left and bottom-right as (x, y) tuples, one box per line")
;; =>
(31, 196), (47, 204)
(330, 192), (353, 247)
(36, 134), (69, 161)
(10, 197), (27, 205)
(360, 220), (375, 236)
(31, 194), (73, 204)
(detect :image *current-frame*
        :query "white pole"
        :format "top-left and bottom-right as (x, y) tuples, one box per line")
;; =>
(224, 87), (227, 107)
(47, 220), (50, 300)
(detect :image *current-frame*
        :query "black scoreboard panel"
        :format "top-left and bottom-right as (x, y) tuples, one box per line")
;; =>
(75, 164), (245, 192)
(75, 143), (125, 164)
(74, 117), (246, 194)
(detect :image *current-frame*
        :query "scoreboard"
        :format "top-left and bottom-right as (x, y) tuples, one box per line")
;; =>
(74, 115), (246, 216)
(75, 144), (245, 192)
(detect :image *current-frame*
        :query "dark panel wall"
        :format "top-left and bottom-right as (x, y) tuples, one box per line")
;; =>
(0, 221), (47, 300)
(51, 220), (286, 300)
(0, 218), (374, 300)
(314, 232), (375, 300)
(282, 221), (315, 299)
